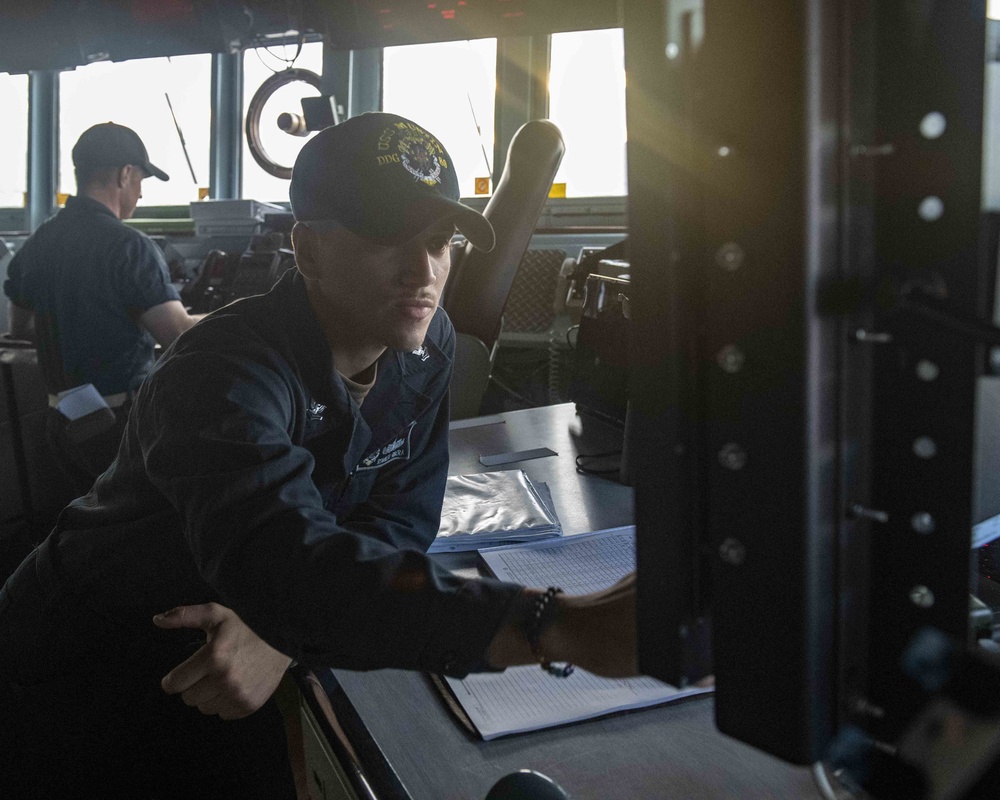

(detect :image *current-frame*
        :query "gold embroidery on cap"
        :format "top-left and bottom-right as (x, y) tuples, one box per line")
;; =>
(377, 123), (445, 186)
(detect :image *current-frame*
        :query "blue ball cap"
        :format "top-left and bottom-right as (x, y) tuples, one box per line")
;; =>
(72, 122), (169, 181)
(290, 112), (495, 251)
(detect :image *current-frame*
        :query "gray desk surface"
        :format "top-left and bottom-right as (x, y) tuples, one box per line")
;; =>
(325, 404), (819, 800)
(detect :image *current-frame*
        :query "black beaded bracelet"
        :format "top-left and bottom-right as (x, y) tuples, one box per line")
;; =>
(525, 587), (575, 678)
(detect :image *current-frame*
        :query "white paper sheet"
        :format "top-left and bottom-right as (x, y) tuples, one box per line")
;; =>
(974, 513), (1000, 548)
(445, 664), (707, 740)
(479, 526), (636, 594)
(443, 526), (712, 740)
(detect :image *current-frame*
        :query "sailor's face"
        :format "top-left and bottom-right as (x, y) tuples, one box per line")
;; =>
(120, 167), (145, 220)
(300, 220), (454, 353)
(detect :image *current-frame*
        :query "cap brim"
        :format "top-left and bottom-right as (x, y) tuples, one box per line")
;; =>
(451, 204), (495, 252)
(142, 161), (170, 181)
(399, 197), (495, 252)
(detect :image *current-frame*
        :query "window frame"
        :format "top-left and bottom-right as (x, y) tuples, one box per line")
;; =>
(4, 27), (634, 233)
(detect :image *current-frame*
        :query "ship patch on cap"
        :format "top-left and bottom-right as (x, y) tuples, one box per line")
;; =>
(376, 121), (446, 186)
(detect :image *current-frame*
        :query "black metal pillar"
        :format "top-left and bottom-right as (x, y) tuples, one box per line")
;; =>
(493, 36), (549, 187)
(864, 0), (986, 742)
(628, 0), (988, 769)
(628, 0), (845, 765)
(348, 47), (382, 118)
(210, 51), (242, 200)
(27, 70), (58, 231)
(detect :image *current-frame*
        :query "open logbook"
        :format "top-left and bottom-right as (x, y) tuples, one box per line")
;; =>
(432, 527), (712, 740)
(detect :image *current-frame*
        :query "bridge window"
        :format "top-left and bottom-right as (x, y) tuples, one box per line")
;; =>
(548, 28), (627, 197)
(59, 54), (211, 207)
(0, 73), (29, 208)
(383, 38), (498, 198)
(242, 40), (325, 203)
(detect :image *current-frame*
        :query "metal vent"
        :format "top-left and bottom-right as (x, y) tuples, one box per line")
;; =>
(502, 249), (566, 334)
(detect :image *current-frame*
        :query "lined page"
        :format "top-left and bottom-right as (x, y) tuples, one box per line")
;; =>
(445, 526), (711, 741)
(479, 525), (636, 593)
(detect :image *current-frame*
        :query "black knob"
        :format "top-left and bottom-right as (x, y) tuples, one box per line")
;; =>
(485, 770), (571, 800)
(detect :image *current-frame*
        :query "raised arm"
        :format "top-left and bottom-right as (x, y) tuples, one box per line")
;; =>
(138, 300), (204, 347)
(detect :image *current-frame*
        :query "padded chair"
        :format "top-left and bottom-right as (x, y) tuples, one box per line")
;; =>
(0, 340), (77, 548)
(443, 119), (565, 419)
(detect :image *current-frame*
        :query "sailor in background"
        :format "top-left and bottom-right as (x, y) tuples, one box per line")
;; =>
(3, 122), (203, 501)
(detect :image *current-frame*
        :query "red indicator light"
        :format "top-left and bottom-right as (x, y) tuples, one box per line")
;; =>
(441, 9), (455, 18)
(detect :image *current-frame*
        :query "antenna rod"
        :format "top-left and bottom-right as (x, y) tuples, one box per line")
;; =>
(164, 91), (198, 184)
(466, 93), (492, 181)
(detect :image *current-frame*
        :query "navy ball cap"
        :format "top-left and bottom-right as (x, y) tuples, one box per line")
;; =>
(290, 112), (495, 251)
(72, 122), (169, 181)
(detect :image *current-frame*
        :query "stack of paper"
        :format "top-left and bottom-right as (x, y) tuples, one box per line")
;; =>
(439, 527), (713, 740)
(428, 470), (562, 553)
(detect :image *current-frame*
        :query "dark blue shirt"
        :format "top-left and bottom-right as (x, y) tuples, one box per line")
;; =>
(3, 195), (181, 395)
(41, 269), (520, 676)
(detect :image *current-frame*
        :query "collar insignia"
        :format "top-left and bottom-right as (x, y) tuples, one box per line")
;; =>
(308, 401), (326, 421)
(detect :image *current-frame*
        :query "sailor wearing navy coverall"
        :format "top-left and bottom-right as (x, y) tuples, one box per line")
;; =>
(0, 113), (638, 799)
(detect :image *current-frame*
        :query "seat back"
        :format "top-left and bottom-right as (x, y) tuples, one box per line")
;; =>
(0, 342), (76, 540)
(443, 120), (564, 419)
(443, 119), (565, 354)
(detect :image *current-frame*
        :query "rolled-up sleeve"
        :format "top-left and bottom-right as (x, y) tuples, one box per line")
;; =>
(114, 233), (181, 312)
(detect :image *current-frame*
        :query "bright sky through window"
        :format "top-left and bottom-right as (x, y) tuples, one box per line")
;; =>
(0, 73), (28, 208)
(383, 38), (497, 198)
(549, 28), (627, 197)
(59, 55), (211, 207)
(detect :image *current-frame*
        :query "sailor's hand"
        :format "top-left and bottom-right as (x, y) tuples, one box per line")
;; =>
(486, 573), (639, 679)
(154, 602), (292, 720)
(555, 572), (638, 678)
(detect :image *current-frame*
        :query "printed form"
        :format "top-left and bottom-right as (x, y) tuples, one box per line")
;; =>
(442, 526), (712, 740)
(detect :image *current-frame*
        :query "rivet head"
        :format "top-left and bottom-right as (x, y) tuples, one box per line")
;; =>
(910, 585), (935, 608)
(918, 196), (944, 222)
(919, 112), (947, 139)
(913, 437), (937, 459)
(719, 537), (747, 566)
(715, 242), (745, 272)
(717, 345), (745, 373)
(915, 360), (939, 381)
(718, 443), (747, 470)
(717, 146), (731, 157)
(911, 512), (936, 534)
